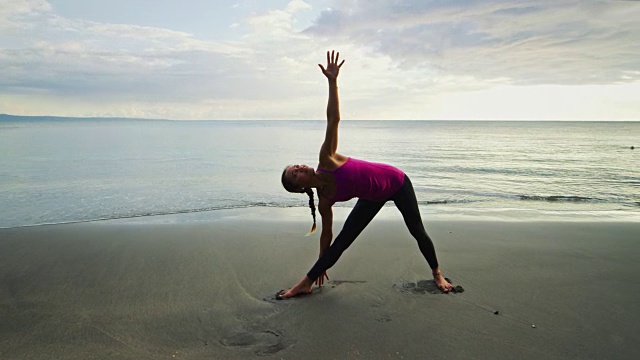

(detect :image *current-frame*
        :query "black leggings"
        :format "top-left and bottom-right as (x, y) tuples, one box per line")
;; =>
(307, 175), (439, 281)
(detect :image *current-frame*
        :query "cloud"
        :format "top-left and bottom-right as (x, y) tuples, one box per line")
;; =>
(0, 0), (52, 30)
(1, 0), (638, 120)
(0, 1), (255, 104)
(305, 0), (640, 86)
(245, 0), (312, 38)
(0, 0), (333, 119)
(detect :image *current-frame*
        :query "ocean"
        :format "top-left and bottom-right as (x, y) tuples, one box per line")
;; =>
(1, 117), (638, 228)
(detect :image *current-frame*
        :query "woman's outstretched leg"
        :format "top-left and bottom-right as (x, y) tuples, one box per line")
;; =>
(308, 198), (385, 280)
(279, 198), (385, 299)
(392, 175), (452, 292)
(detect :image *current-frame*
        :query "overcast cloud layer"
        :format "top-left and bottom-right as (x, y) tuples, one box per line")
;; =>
(1, 0), (639, 120)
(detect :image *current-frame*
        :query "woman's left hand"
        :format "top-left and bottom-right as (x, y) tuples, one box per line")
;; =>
(318, 50), (345, 80)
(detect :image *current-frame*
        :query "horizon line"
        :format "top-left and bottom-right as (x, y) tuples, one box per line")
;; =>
(1, 114), (639, 122)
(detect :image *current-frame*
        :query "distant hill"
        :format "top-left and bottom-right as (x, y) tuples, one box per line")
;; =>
(0, 114), (164, 122)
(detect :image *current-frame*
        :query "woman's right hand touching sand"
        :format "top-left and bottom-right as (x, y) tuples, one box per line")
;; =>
(315, 271), (329, 287)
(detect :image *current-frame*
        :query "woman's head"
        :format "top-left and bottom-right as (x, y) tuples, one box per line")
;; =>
(282, 164), (317, 235)
(281, 164), (315, 192)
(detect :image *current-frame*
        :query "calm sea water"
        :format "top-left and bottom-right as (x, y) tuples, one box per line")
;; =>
(1, 118), (638, 228)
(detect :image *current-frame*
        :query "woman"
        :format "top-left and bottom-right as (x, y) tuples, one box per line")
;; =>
(279, 51), (453, 299)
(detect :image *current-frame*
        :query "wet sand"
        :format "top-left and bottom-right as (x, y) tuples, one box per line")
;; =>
(1, 216), (638, 359)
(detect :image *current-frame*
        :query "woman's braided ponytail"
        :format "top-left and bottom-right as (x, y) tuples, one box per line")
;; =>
(305, 188), (317, 235)
(281, 167), (317, 236)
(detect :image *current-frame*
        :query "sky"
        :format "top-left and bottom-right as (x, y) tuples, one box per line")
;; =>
(1, 0), (639, 120)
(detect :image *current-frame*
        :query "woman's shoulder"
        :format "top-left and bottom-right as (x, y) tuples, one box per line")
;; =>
(318, 153), (348, 171)
(317, 193), (335, 211)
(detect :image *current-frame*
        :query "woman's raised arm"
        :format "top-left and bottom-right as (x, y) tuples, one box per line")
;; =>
(318, 50), (345, 165)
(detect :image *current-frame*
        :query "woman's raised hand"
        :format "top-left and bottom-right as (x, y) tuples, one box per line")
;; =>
(318, 50), (345, 80)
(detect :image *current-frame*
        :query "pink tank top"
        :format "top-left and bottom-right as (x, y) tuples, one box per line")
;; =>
(317, 157), (405, 203)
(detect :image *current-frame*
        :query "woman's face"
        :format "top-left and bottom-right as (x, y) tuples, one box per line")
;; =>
(285, 164), (315, 189)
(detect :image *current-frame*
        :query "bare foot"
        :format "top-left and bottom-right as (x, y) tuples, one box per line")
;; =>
(276, 277), (314, 300)
(434, 273), (453, 293)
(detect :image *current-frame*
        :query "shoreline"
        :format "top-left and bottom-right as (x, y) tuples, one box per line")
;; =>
(2, 204), (638, 230)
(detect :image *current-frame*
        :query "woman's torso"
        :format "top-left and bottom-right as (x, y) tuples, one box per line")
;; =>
(317, 157), (405, 203)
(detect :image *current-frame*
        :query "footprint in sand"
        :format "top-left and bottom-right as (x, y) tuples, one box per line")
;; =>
(220, 329), (290, 356)
(329, 280), (366, 288)
(394, 279), (464, 294)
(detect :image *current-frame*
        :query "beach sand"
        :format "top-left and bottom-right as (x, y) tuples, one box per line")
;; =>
(1, 215), (638, 359)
